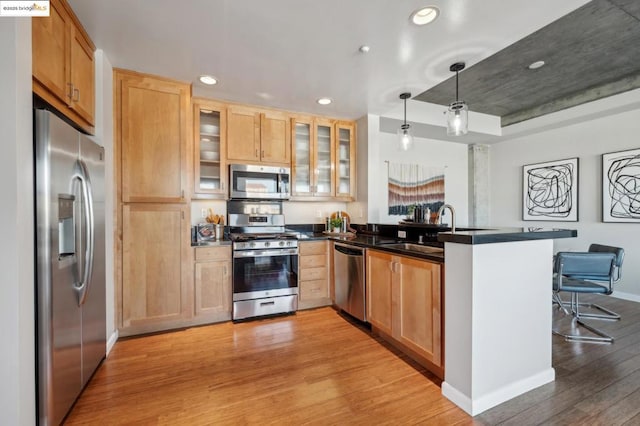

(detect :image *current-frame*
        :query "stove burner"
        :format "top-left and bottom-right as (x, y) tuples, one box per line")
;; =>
(230, 232), (299, 242)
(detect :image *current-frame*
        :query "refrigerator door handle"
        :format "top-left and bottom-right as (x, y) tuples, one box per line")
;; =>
(74, 159), (95, 306)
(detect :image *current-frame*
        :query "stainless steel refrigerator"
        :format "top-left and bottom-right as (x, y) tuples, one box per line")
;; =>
(35, 109), (106, 425)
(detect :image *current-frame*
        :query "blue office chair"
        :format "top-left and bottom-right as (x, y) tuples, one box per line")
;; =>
(552, 244), (625, 343)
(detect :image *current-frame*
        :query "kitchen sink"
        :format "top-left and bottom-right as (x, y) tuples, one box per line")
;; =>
(379, 243), (444, 254)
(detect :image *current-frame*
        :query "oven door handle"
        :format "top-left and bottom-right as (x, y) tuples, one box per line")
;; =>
(233, 248), (298, 258)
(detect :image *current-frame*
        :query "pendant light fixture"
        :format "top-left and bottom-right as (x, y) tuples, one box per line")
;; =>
(446, 62), (468, 136)
(398, 92), (413, 151)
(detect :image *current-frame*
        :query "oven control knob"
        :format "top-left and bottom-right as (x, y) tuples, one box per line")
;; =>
(264, 242), (270, 247)
(249, 242), (256, 248)
(286, 241), (292, 246)
(279, 241), (285, 247)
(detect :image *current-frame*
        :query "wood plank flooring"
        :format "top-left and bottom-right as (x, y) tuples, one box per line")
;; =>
(66, 294), (640, 425)
(65, 308), (474, 425)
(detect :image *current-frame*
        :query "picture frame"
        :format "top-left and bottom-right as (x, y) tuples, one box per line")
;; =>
(602, 148), (640, 223)
(523, 157), (579, 221)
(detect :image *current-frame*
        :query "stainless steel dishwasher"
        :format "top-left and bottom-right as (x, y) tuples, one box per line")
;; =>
(333, 242), (366, 322)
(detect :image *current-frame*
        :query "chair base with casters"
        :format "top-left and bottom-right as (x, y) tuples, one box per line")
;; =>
(552, 251), (620, 344)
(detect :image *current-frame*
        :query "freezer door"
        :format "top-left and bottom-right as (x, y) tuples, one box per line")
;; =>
(35, 110), (82, 426)
(79, 134), (106, 387)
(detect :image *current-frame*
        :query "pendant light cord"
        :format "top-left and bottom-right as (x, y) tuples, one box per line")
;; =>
(403, 97), (407, 125)
(455, 70), (459, 103)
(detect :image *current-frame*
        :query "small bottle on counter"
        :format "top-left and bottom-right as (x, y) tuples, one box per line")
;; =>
(325, 217), (330, 232)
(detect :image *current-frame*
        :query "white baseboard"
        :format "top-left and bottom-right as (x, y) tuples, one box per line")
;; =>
(611, 291), (640, 303)
(106, 329), (119, 356)
(442, 368), (555, 416)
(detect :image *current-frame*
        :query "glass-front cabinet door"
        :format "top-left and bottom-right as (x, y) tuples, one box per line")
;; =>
(292, 118), (312, 195)
(335, 122), (355, 200)
(314, 119), (334, 197)
(193, 99), (227, 198)
(291, 116), (335, 199)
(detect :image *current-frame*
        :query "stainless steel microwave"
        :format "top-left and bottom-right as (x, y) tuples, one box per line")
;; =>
(229, 164), (290, 200)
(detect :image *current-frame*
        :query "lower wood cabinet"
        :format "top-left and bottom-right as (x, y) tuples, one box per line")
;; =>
(298, 241), (331, 310)
(366, 249), (443, 378)
(194, 246), (232, 323)
(121, 203), (191, 335)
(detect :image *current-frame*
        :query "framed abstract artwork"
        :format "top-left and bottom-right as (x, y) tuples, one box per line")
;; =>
(602, 148), (640, 223)
(523, 157), (579, 221)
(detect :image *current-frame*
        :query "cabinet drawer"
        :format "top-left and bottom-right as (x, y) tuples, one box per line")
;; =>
(299, 241), (327, 256)
(300, 266), (327, 282)
(300, 279), (329, 301)
(300, 254), (326, 268)
(195, 246), (231, 262)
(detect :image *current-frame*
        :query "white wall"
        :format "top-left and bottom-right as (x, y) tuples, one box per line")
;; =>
(365, 115), (469, 226)
(92, 50), (117, 352)
(490, 105), (640, 299)
(0, 18), (36, 425)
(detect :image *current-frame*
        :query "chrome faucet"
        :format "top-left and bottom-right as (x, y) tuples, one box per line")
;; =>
(436, 204), (456, 232)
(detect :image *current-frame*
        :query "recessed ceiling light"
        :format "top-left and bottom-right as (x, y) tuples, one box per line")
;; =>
(359, 45), (370, 53)
(528, 60), (546, 70)
(410, 6), (440, 26)
(317, 98), (332, 105)
(198, 75), (218, 85)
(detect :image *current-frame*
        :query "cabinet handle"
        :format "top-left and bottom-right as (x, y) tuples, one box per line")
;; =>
(261, 150), (265, 158)
(67, 83), (74, 100)
(223, 265), (227, 276)
(73, 88), (80, 103)
(181, 211), (184, 219)
(255, 149), (259, 158)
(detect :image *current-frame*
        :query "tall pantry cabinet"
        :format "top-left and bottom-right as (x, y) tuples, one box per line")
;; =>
(114, 69), (193, 336)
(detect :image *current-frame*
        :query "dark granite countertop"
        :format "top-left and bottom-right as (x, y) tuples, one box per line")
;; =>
(437, 228), (577, 245)
(299, 232), (444, 262)
(191, 239), (232, 247)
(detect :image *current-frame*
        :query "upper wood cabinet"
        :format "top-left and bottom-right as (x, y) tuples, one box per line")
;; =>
(193, 99), (227, 198)
(115, 70), (191, 203)
(227, 105), (291, 165)
(366, 250), (443, 374)
(335, 122), (356, 200)
(32, 0), (95, 134)
(291, 116), (335, 199)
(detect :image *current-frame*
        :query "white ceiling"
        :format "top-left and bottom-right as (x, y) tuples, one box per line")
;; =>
(68, 0), (590, 120)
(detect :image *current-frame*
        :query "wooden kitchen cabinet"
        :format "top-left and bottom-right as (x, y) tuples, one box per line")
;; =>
(121, 203), (191, 335)
(32, 0), (95, 133)
(193, 98), (227, 198)
(366, 249), (443, 377)
(291, 116), (335, 199)
(194, 246), (232, 323)
(226, 105), (291, 165)
(366, 250), (394, 336)
(298, 241), (331, 310)
(115, 69), (191, 203)
(335, 122), (356, 200)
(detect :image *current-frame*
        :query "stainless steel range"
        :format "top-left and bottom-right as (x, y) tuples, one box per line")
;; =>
(228, 201), (299, 320)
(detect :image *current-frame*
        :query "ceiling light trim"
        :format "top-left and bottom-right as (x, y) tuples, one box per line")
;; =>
(410, 6), (440, 26)
(198, 75), (218, 85)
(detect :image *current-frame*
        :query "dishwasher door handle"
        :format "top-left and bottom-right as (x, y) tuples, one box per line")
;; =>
(334, 244), (364, 257)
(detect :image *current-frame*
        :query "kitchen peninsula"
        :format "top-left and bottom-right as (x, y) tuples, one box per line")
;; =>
(438, 227), (577, 416)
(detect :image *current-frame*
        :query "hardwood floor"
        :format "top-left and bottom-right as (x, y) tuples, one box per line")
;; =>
(65, 308), (473, 425)
(66, 295), (640, 425)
